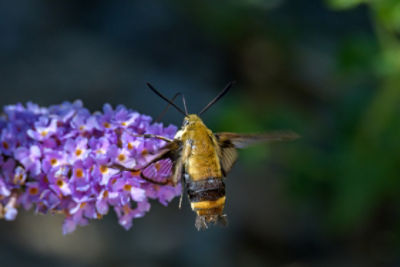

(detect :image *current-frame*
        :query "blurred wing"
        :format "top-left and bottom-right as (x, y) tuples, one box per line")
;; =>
(215, 133), (238, 175)
(215, 131), (299, 149)
(219, 145), (238, 176)
(215, 131), (299, 175)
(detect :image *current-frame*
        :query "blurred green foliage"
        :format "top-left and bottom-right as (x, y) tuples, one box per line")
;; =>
(327, 0), (365, 10)
(212, 0), (400, 237)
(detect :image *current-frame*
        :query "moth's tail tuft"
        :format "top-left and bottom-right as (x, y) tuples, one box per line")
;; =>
(195, 214), (228, 231)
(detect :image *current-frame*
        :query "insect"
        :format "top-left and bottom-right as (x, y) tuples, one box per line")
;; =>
(113, 82), (299, 230)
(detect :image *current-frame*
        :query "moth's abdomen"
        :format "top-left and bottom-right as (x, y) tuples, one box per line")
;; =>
(187, 178), (225, 202)
(186, 177), (227, 230)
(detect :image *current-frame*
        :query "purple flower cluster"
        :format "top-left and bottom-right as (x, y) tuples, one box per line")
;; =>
(0, 100), (180, 234)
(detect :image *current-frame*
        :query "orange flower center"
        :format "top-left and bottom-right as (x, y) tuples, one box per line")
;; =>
(75, 149), (82, 156)
(127, 143), (134, 150)
(29, 187), (39, 195)
(103, 122), (111, 128)
(50, 158), (58, 166)
(76, 168), (84, 178)
(2, 141), (9, 149)
(100, 165), (108, 174)
(123, 184), (132, 191)
(56, 179), (64, 187)
(141, 149), (149, 156)
(41, 131), (48, 137)
(118, 154), (126, 162)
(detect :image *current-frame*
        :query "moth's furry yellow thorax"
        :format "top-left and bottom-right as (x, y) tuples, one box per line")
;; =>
(176, 114), (222, 181)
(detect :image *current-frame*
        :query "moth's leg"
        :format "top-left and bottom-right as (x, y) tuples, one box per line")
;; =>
(178, 189), (184, 209)
(129, 133), (173, 143)
(177, 143), (193, 208)
(111, 158), (174, 186)
(109, 148), (170, 173)
(177, 166), (185, 209)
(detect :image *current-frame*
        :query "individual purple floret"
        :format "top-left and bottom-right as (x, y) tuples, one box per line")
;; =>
(0, 100), (180, 234)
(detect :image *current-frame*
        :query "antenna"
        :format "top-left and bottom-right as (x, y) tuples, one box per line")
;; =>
(155, 92), (190, 121)
(198, 81), (235, 115)
(182, 94), (189, 115)
(146, 83), (187, 116)
(155, 92), (182, 122)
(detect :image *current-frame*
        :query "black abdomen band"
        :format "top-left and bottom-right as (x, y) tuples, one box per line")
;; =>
(187, 178), (225, 202)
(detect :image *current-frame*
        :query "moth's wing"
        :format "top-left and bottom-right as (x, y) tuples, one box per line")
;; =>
(140, 140), (183, 185)
(112, 140), (182, 185)
(216, 138), (238, 176)
(215, 131), (299, 175)
(215, 131), (299, 149)
(145, 139), (181, 168)
(140, 158), (173, 185)
(161, 140), (183, 185)
(171, 158), (183, 185)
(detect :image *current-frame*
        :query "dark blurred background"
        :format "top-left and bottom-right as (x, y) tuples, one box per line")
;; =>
(1, 0), (400, 266)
